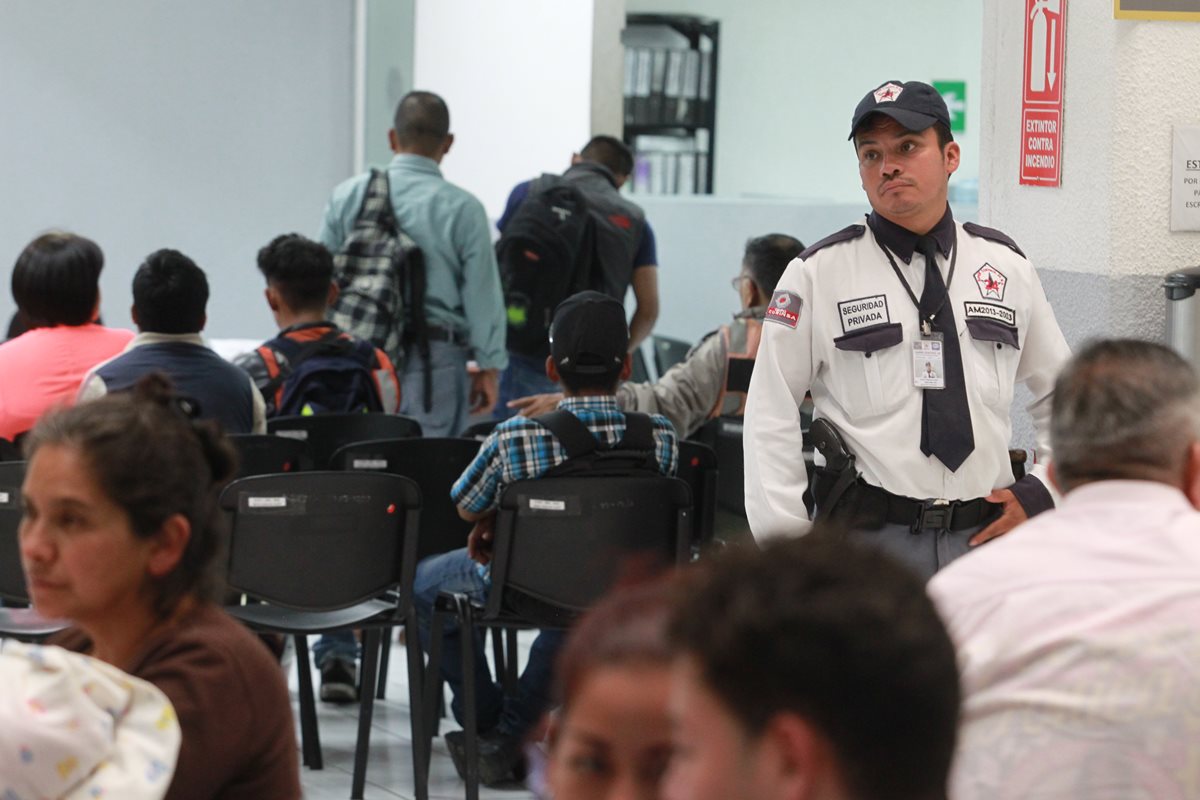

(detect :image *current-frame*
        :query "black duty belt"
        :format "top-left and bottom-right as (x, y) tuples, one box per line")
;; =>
(813, 471), (999, 533)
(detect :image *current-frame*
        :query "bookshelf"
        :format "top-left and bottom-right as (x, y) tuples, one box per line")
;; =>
(622, 13), (719, 195)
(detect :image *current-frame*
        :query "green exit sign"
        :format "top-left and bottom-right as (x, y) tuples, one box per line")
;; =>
(932, 80), (966, 133)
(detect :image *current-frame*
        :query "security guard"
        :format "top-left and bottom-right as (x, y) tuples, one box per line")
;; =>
(744, 80), (1071, 579)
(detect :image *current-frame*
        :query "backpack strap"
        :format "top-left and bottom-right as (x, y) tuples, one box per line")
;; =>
(354, 169), (397, 231)
(533, 409), (601, 459)
(617, 412), (656, 451)
(259, 329), (348, 398)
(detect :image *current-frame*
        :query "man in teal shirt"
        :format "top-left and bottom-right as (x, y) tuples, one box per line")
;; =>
(318, 90), (507, 436)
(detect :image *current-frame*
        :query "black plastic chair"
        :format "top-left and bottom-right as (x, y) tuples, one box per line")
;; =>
(676, 440), (718, 548)
(427, 474), (692, 799)
(0, 437), (21, 462)
(219, 471), (423, 800)
(0, 462), (68, 641)
(631, 345), (651, 383)
(266, 413), (423, 468)
(227, 433), (312, 478)
(460, 419), (499, 441)
(329, 437), (481, 694)
(652, 334), (693, 377)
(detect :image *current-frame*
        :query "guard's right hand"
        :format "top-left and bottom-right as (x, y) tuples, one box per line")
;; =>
(507, 392), (564, 417)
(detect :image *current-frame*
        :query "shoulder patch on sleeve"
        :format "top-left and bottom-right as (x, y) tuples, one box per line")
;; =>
(798, 224), (866, 261)
(764, 291), (802, 328)
(963, 222), (1026, 258)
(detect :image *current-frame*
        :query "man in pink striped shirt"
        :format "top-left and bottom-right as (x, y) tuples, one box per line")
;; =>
(931, 338), (1200, 800)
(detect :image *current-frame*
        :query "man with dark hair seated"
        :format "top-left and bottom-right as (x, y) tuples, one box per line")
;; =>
(495, 135), (662, 417)
(235, 232), (400, 703)
(664, 533), (960, 800)
(79, 248), (265, 434)
(511, 233), (805, 438)
(413, 290), (678, 787)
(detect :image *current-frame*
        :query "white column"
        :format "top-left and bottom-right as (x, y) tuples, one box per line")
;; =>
(413, 0), (622, 220)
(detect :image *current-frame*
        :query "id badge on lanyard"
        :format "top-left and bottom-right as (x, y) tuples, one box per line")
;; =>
(913, 326), (945, 390)
(874, 229), (957, 393)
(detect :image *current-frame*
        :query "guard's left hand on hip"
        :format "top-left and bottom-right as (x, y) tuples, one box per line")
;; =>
(970, 488), (1028, 546)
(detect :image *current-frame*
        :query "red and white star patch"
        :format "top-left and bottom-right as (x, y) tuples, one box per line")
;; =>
(873, 83), (904, 103)
(765, 290), (802, 329)
(973, 263), (1007, 301)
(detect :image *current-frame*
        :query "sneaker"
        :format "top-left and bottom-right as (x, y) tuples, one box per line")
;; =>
(319, 658), (358, 704)
(444, 729), (527, 787)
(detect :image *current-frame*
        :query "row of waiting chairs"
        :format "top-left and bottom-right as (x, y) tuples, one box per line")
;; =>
(0, 413), (698, 800)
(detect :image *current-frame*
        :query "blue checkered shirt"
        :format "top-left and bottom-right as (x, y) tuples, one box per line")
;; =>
(451, 396), (678, 515)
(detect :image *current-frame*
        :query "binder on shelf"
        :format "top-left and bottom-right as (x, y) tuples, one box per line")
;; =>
(680, 49), (701, 126)
(698, 50), (713, 124)
(647, 49), (668, 125)
(677, 151), (697, 195)
(633, 47), (653, 125)
(664, 49), (685, 126)
(623, 48), (638, 126)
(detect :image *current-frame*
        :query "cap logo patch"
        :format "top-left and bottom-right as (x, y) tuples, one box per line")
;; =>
(765, 290), (802, 329)
(973, 263), (1007, 301)
(874, 83), (904, 103)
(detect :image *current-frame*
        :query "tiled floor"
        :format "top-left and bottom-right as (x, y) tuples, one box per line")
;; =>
(294, 634), (538, 800)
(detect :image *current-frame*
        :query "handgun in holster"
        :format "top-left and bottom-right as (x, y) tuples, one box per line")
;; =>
(809, 418), (859, 522)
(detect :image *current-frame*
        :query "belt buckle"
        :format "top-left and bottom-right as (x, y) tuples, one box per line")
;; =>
(913, 498), (956, 533)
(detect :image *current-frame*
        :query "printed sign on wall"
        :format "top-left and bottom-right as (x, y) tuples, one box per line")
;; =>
(1020, 0), (1067, 187)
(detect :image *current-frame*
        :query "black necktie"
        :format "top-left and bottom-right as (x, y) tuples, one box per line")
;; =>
(916, 235), (974, 471)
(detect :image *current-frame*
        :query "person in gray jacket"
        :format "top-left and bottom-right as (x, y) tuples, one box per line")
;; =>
(508, 233), (803, 437)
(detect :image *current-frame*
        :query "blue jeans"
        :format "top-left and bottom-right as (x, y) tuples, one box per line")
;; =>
(413, 548), (565, 738)
(495, 352), (559, 421)
(401, 340), (471, 437)
(312, 630), (359, 669)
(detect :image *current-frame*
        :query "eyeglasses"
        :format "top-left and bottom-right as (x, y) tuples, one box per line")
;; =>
(730, 274), (749, 291)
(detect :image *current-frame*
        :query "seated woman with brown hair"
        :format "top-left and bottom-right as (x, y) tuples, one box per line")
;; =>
(19, 375), (300, 800)
(539, 580), (675, 800)
(0, 231), (134, 441)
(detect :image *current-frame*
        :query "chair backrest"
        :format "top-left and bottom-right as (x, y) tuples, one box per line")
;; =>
(267, 412), (423, 468)
(460, 419), (499, 441)
(487, 475), (692, 625)
(653, 334), (693, 377)
(676, 440), (718, 545)
(220, 471), (421, 611)
(0, 438), (21, 462)
(693, 416), (747, 517)
(0, 461), (28, 602)
(329, 437), (479, 562)
(227, 434), (312, 479)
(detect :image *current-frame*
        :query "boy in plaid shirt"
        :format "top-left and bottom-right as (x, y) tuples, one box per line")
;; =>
(414, 291), (677, 787)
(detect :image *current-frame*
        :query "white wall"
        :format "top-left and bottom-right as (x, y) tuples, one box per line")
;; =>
(979, 0), (1200, 448)
(413, 0), (616, 221)
(624, 0), (984, 203)
(0, 1), (355, 340)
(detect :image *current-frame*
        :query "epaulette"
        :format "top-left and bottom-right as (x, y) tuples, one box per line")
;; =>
(963, 222), (1026, 258)
(798, 224), (865, 260)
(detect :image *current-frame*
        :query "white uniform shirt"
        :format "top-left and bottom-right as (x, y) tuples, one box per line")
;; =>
(929, 480), (1200, 800)
(744, 211), (1070, 540)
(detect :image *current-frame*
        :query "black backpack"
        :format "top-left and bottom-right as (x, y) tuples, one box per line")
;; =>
(257, 329), (389, 417)
(535, 409), (661, 477)
(497, 174), (597, 359)
(328, 168), (433, 410)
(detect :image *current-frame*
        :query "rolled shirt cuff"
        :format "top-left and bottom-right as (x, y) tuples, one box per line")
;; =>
(1010, 474), (1054, 517)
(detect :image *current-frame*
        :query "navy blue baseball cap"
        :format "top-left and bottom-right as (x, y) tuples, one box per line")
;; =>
(849, 80), (952, 140)
(550, 291), (628, 376)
